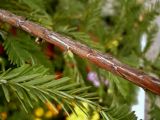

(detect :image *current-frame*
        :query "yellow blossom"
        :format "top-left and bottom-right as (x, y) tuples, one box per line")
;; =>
(34, 107), (44, 117)
(66, 102), (89, 120)
(45, 111), (53, 118)
(34, 117), (42, 120)
(91, 111), (100, 120)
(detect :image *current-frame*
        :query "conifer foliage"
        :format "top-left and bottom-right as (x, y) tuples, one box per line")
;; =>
(0, 0), (160, 119)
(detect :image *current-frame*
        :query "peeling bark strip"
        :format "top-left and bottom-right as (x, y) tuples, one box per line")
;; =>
(0, 9), (160, 95)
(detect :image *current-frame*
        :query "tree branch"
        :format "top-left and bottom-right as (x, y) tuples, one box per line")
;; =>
(0, 9), (160, 95)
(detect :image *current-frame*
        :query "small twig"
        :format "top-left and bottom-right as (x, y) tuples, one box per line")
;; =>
(0, 9), (160, 95)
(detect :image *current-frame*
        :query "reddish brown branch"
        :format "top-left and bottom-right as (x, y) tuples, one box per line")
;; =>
(0, 9), (160, 95)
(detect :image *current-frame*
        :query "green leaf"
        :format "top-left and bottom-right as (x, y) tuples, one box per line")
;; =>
(0, 65), (136, 119)
(149, 105), (160, 120)
(103, 104), (137, 120)
(4, 30), (52, 68)
(2, 84), (10, 102)
(0, 65), (105, 117)
(100, 111), (110, 120)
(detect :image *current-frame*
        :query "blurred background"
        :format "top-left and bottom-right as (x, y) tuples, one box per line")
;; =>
(0, 0), (160, 120)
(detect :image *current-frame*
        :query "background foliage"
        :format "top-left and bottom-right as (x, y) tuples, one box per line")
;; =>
(0, 0), (160, 119)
